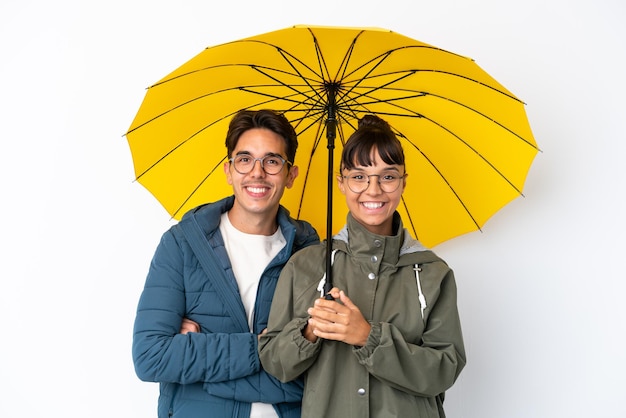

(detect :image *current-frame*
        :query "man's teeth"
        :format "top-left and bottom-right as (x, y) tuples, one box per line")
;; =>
(247, 186), (267, 193)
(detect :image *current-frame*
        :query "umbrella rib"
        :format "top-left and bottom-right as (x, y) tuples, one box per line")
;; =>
(335, 112), (359, 140)
(305, 28), (345, 84)
(340, 69), (525, 119)
(374, 69), (523, 103)
(127, 63), (322, 135)
(352, 90), (529, 196)
(341, 44), (463, 78)
(247, 64), (327, 109)
(149, 39), (326, 88)
(357, 87), (537, 153)
(333, 48), (391, 108)
(135, 84), (333, 181)
(218, 38), (332, 98)
(426, 91), (536, 149)
(236, 86), (330, 126)
(294, 116), (327, 220)
(410, 115), (526, 195)
(337, 43), (523, 102)
(311, 28), (364, 83)
(404, 139), (482, 231)
(399, 195), (420, 240)
(334, 97), (486, 230)
(131, 64), (331, 179)
(131, 93), (283, 180)
(335, 69), (537, 151)
(337, 90), (527, 225)
(334, 87), (537, 186)
(171, 158), (227, 219)
(239, 39), (327, 81)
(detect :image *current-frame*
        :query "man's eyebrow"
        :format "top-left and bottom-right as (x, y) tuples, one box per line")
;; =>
(234, 151), (283, 157)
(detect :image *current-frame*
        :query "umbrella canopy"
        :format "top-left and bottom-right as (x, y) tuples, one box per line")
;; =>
(126, 25), (538, 250)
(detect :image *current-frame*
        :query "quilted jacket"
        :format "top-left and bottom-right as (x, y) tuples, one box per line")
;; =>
(133, 196), (319, 417)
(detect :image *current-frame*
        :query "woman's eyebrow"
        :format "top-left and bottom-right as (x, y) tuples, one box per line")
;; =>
(348, 166), (402, 173)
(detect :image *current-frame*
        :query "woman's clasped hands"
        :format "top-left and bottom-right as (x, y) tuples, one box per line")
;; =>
(304, 287), (371, 347)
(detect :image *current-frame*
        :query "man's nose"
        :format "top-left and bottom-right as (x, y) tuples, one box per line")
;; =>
(249, 159), (266, 177)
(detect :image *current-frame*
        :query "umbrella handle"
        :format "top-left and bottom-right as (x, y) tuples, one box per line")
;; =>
(321, 250), (338, 301)
(323, 236), (334, 300)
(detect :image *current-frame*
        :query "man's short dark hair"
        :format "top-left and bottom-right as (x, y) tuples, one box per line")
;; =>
(225, 109), (298, 164)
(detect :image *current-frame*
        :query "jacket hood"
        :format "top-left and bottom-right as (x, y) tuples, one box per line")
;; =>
(182, 195), (235, 234)
(333, 212), (445, 267)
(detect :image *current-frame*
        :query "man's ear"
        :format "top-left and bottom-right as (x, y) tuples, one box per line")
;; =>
(285, 165), (299, 189)
(224, 161), (233, 185)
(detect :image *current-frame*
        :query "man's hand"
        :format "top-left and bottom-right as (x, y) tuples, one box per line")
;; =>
(180, 318), (200, 334)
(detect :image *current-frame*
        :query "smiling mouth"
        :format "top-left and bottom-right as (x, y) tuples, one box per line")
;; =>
(246, 186), (270, 194)
(361, 202), (385, 209)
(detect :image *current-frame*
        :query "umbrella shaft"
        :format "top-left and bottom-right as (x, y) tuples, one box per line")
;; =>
(324, 87), (338, 298)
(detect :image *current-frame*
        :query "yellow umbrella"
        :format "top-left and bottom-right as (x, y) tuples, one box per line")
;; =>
(126, 24), (538, 251)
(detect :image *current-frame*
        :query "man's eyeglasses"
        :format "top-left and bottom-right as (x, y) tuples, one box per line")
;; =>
(341, 172), (406, 194)
(229, 154), (292, 175)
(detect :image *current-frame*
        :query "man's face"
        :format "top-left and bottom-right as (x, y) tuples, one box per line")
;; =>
(224, 128), (298, 227)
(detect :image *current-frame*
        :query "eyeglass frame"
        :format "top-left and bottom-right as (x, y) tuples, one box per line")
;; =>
(340, 171), (407, 194)
(228, 153), (293, 175)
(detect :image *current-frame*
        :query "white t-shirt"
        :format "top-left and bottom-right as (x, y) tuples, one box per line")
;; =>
(219, 212), (286, 418)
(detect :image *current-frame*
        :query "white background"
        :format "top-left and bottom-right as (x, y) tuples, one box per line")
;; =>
(1, 0), (625, 417)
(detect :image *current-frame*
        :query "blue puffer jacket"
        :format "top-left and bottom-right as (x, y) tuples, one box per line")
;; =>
(133, 196), (320, 417)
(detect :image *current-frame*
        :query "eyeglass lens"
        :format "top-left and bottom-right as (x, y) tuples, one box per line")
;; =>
(231, 155), (287, 175)
(345, 174), (403, 193)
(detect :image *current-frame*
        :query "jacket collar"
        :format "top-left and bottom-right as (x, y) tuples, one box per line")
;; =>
(181, 195), (298, 247)
(333, 212), (441, 267)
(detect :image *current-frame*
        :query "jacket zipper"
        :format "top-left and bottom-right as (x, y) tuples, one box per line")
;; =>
(168, 384), (180, 417)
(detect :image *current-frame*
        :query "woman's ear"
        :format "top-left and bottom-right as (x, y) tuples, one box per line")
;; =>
(337, 175), (346, 195)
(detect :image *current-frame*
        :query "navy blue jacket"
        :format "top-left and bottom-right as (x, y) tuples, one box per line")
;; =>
(133, 196), (320, 417)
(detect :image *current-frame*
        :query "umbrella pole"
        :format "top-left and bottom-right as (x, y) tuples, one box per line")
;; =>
(323, 85), (338, 300)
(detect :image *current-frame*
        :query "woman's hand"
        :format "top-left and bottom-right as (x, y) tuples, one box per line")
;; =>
(306, 288), (371, 347)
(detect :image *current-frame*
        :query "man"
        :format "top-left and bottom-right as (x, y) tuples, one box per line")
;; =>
(132, 109), (320, 418)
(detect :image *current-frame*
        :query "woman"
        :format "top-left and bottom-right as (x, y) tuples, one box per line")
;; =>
(259, 115), (466, 418)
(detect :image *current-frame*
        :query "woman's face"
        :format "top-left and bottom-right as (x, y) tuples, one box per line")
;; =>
(338, 150), (406, 236)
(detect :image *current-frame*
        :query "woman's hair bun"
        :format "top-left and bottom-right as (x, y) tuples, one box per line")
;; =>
(358, 114), (393, 133)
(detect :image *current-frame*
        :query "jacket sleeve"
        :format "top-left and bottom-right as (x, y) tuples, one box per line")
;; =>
(203, 370), (304, 403)
(132, 230), (260, 384)
(353, 269), (466, 397)
(259, 259), (323, 382)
